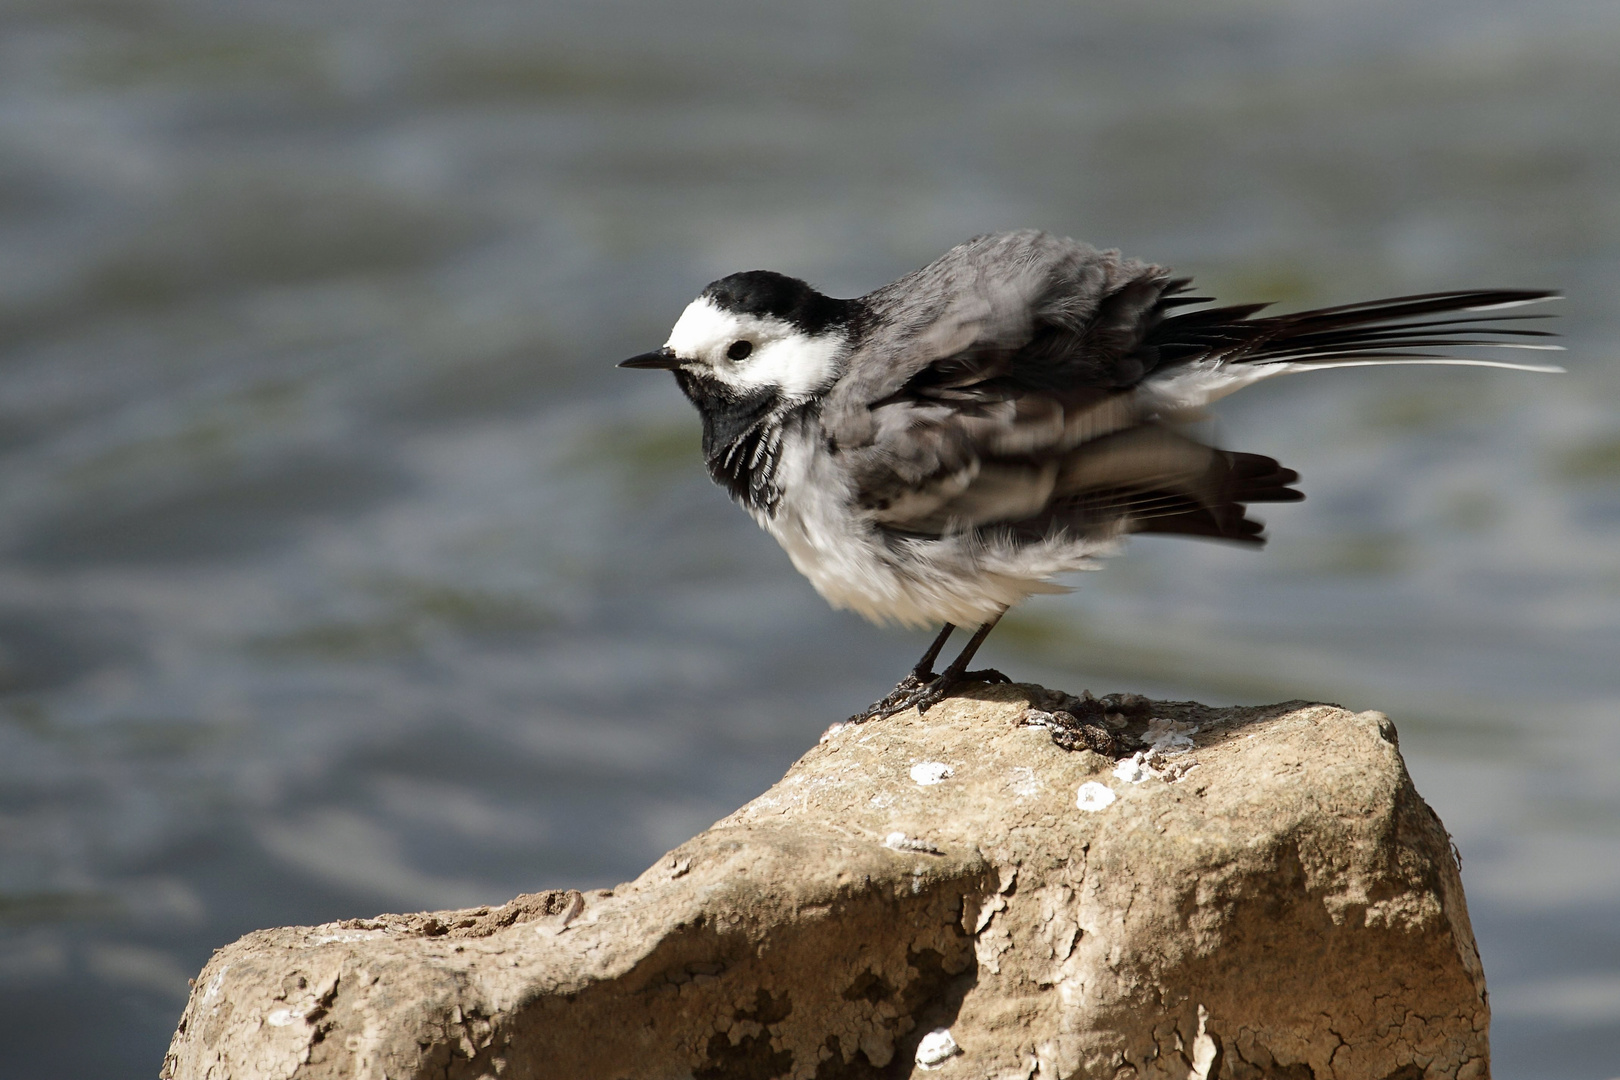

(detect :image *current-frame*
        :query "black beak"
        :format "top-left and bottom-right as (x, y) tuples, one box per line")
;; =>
(618, 348), (681, 370)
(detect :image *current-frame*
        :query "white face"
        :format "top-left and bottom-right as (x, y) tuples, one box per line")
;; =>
(664, 297), (845, 401)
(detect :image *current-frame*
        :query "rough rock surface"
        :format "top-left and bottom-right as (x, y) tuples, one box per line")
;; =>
(162, 685), (1489, 1080)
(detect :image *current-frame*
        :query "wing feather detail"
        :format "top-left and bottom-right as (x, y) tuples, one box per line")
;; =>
(817, 231), (1556, 548)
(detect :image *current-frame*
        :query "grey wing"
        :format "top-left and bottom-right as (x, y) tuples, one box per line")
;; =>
(843, 388), (1299, 543)
(825, 230), (1300, 541)
(820, 229), (1171, 449)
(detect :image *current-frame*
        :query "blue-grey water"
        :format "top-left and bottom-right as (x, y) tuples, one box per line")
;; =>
(1, 2), (1618, 1076)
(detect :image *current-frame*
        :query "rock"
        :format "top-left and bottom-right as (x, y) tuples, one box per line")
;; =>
(162, 685), (1489, 1080)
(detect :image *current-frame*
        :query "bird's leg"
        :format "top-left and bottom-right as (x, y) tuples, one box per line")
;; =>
(910, 622), (957, 680)
(848, 624), (956, 724)
(910, 610), (1010, 714)
(851, 610), (1011, 722)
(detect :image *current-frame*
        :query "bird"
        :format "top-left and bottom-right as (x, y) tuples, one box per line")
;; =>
(619, 230), (1561, 722)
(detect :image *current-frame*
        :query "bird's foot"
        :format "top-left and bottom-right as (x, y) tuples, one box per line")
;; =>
(849, 666), (1013, 723)
(849, 678), (943, 723)
(848, 671), (932, 725)
(902, 673), (958, 716)
(901, 668), (1012, 715)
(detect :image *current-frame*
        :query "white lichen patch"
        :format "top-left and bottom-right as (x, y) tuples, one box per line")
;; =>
(1143, 718), (1199, 754)
(910, 761), (953, 786)
(915, 1027), (962, 1069)
(1113, 753), (1150, 784)
(1113, 749), (1199, 785)
(1075, 781), (1116, 811)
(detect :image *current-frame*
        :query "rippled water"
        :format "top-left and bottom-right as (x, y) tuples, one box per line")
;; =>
(1, 2), (1617, 1075)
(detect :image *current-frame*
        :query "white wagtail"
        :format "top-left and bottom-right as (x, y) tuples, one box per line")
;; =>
(621, 230), (1560, 721)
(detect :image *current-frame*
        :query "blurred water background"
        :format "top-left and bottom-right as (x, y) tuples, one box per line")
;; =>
(1, 1), (1618, 1075)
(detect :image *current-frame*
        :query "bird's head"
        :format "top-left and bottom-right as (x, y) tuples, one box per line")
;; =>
(620, 271), (855, 406)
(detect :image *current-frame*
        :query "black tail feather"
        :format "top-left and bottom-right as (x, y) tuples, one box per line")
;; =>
(1148, 288), (1561, 369)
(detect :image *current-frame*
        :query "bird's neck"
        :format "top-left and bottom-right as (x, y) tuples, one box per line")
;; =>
(674, 372), (801, 515)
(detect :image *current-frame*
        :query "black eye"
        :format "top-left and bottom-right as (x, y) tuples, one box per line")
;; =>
(726, 340), (753, 361)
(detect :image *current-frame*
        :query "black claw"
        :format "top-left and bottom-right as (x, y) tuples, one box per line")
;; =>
(912, 682), (951, 715)
(853, 671), (961, 721)
(852, 653), (1014, 724)
(847, 672), (927, 724)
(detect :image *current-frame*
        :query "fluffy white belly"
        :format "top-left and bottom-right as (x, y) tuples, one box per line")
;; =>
(759, 435), (1115, 628)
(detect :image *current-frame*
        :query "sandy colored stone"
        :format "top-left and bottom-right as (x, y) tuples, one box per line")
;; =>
(162, 685), (1488, 1080)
